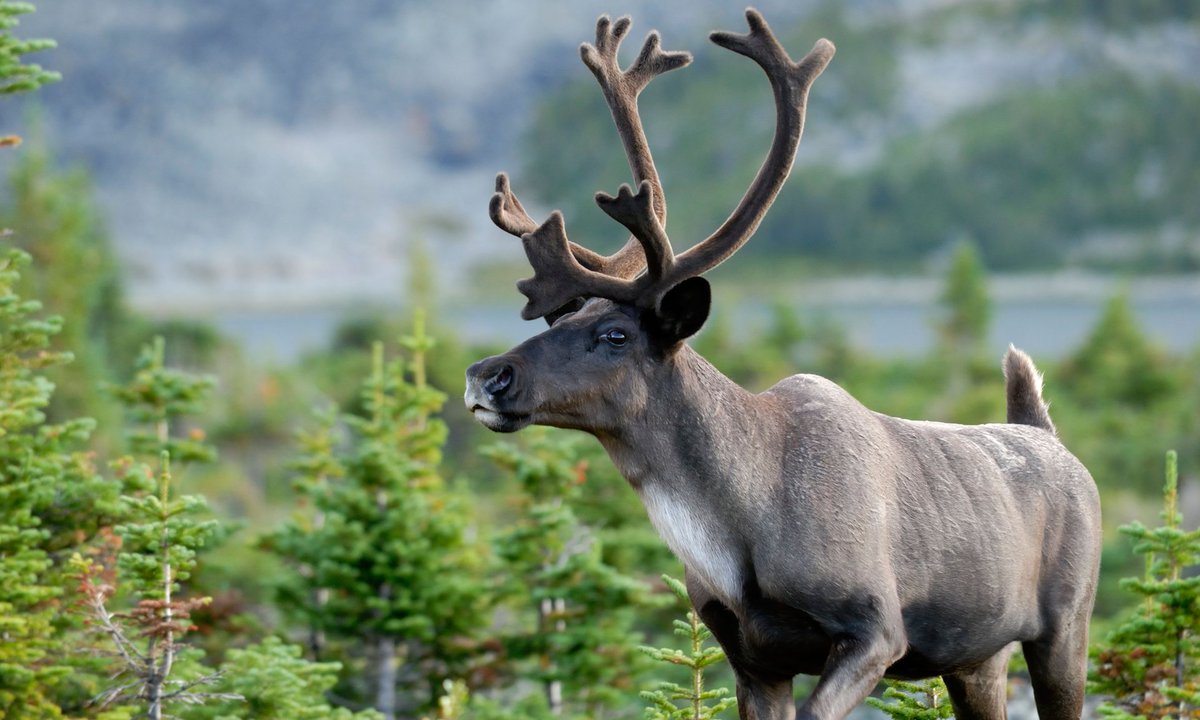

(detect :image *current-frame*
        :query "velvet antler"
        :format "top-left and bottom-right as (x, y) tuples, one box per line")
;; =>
(497, 9), (834, 320)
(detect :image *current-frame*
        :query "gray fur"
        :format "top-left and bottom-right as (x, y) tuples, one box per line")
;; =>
(465, 301), (1100, 720)
(465, 10), (1099, 719)
(1004, 344), (1056, 434)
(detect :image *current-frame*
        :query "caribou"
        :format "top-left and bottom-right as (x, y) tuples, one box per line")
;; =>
(464, 10), (1101, 720)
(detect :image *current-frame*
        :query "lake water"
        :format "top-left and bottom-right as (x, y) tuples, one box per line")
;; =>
(201, 275), (1200, 364)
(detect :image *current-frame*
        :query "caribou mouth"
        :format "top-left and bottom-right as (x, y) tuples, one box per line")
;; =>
(471, 405), (532, 433)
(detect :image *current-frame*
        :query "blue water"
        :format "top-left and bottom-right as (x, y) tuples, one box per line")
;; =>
(210, 289), (1200, 364)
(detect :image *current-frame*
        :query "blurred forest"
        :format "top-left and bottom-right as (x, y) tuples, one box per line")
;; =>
(526, 1), (1200, 273)
(2, 0), (1200, 719)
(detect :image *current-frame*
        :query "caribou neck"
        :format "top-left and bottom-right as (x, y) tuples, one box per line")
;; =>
(596, 345), (779, 498)
(596, 346), (782, 606)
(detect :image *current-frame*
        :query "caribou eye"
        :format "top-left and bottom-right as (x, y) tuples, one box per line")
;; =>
(601, 329), (628, 347)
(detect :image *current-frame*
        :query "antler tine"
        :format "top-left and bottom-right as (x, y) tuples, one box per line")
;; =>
(501, 11), (832, 320)
(491, 173), (612, 272)
(489, 173), (538, 237)
(665, 9), (833, 282)
(595, 180), (675, 283)
(516, 212), (640, 320)
(493, 17), (690, 292)
(579, 16), (692, 277)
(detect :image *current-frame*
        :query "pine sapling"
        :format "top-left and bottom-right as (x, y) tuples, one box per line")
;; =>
(71, 337), (228, 718)
(639, 575), (737, 720)
(1, 0), (60, 146)
(486, 430), (650, 717)
(266, 314), (487, 718)
(865, 678), (955, 720)
(1090, 450), (1199, 720)
(72, 453), (230, 717)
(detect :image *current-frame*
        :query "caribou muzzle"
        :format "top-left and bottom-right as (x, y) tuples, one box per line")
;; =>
(465, 355), (533, 433)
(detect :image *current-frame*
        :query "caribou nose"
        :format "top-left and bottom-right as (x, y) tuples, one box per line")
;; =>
(483, 364), (514, 397)
(465, 357), (516, 405)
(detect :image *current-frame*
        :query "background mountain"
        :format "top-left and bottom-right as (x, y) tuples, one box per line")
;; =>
(1, 0), (1198, 314)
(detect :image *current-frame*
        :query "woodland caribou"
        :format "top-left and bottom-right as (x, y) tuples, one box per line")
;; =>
(465, 10), (1101, 720)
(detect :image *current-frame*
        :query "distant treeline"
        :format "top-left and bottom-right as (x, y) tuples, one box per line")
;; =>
(522, 0), (1200, 272)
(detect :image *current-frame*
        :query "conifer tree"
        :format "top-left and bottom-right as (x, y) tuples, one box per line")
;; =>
(1090, 450), (1200, 719)
(266, 314), (487, 719)
(71, 336), (226, 719)
(2, 146), (131, 434)
(936, 241), (991, 361)
(639, 575), (737, 720)
(1, 0), (59, 146)
(1059, 293), (1175, 409)
(931, 240), (998, 423)
(178, 637), (381, 720)
(0, 246), (99, 716)
(865, 678), (955, 720)
(71, 453), (229, 718)
(485, 431), (650, 718)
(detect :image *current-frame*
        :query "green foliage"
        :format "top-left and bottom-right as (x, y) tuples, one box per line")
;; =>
(70, 454), (226, 716)
(639, 575), (736, 720)
(0, 0), (58, 146)
(72, 336), (228, 718)
(485, 431), (651, 718)
(2, 145), (130, 433)
(1090, 451), (1200, 720)
(107, 336), (217, 464)
(1059, 294), (1176, 409)
(178, 637), (381, 720)
(865, 678), (955, 720)
(0, 1), (57, 95)
(109, 451), (221, 598)
(936, 241), (990, 359)
(524, 4), (1200, 272)
(1055, 293), (1182, 497)
(265, 314), (488, 715)
(0, 247), (78, 717)
(418, 681), (556, 720)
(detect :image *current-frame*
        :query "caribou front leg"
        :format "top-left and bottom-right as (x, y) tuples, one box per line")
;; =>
(737, 675), (796, 720)
(798, 630), (906, 720)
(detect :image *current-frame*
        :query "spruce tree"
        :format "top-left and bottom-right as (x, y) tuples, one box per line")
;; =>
(639, 575), (737, 720)
(936, 241), (991, 361)
(71, 336), (226, 719)
(931, 240), (999, 424)
(2, 146), (131, 436)
(1, 0), (59, 146)
(485, 430), (650, 718)
(1090, 450), (1200, 719)
(866, 678), (955, 720)
(177, 637), (381, 720)
(0, 246), (93, 717)
(265, 314), (487, 719)
(71, 453), (228, 718)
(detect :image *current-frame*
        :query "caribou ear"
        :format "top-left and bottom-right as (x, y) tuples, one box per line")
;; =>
(545, 297), (585, 326)
(648, 277), (711, 347)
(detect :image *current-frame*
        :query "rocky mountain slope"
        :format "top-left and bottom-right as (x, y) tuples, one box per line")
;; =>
(2, 1), (1197, 312)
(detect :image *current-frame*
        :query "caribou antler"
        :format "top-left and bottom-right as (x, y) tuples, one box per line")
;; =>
(503, 9), (834, 321)
(671, 10), (833, 280)
(491, 15), (690, 282)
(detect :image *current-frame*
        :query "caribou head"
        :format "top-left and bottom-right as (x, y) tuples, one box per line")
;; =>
(466, 11), (833, 436)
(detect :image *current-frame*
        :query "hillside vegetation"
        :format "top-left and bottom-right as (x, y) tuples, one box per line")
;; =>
(523, 0), (1200, 273)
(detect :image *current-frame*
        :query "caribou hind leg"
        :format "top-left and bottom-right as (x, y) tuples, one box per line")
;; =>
(943, 645), (1015, 720)
(1022, 618), (1089, 720)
